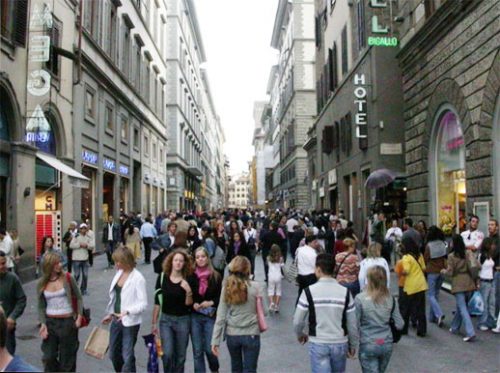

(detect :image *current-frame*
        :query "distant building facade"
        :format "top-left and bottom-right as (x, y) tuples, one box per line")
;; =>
(228, 173), (251, 209)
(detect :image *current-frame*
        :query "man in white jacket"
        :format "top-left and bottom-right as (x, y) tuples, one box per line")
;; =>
(69, 223), (95, 295)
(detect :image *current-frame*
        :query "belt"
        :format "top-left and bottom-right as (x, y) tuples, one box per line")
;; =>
(47, 313), (73, 319)
(480, 279), (493, 282)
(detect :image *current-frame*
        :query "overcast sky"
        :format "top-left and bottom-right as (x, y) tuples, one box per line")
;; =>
(195, 0), (279, 175)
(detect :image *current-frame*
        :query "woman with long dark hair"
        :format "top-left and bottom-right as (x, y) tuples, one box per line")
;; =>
(187, 225), (203, 256)
(424, 226), (447, 326)
(355, 266), (404, 373)
(152, 249), (196, 372)
(191, 247), (222, 373)
(441, 235), (476, 341)
(227, 231), (250, 264)
(124, 223), (141, 261)
(37, 252), (82, 372)
(211, 256), (264, 373)
(477, 237), (496, 331)
(40, 236), (67, 269)
(400, 237), (428, 337)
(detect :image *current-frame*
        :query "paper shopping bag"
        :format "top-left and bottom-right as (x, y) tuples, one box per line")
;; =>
(84, 326), (110, 360)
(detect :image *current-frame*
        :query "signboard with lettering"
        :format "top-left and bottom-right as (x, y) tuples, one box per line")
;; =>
(354, 74), (368, 142)
(103, 158), (116, 172)
(27, 70), (51, 96)
(119, 165), (129, 176)
(368, 0), (398, 48)
(82, 150), (98, 165)
(328, 169), (337, 185)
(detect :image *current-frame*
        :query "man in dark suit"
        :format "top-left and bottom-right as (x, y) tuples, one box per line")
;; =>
(102, 215), (121, 268)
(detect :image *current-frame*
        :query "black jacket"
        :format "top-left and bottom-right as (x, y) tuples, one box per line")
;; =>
(102, 223), (121, 243)
(192, 271), (223, 312)
(261, 230), (283, 255)
(227, 240), (250, 263)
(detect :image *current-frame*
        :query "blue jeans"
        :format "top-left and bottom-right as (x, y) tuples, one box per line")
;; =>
(160, 314), (190, 373)
(309, 341), (348, 373)
(226, 335), (260, 373)
(72, 260), (89, 293)
(427, 273), (444, 322)
(191, 313), (219, 373)
(478, 280), (496, 328)
(359, 343), (393, 373)
(495, 272), (500, 316)
(451, 292), (475, 338)
(340, 280), (360, 299)
(109, 318), (140, 372)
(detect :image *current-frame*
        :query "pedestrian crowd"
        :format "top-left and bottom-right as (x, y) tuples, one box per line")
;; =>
(0, 208), (499, 373)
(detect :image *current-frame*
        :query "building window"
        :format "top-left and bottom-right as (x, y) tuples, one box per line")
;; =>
(121, 116), (129, 142)
(84, 0), (100, 41)
(46, 17), (62, 78)
(105, 104), (114, 132)
(144, 135), (149, 156)
(341, 25), (348, 75)
(105, 0), (118, 61)
(357, 0), (366, 50)
(1, 0), (28, 46)
(432, 108), (466, 235)
(122, 23), (131, 78)
(152, 141), (157, 160)
(133, 127), (140, 148)
(328, 45), (338, 91)
(85, 87), (96, 119)
(134, 42), (142, 89)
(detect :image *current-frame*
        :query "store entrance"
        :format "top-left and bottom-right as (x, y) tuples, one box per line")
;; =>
(103, 173), (115, 221)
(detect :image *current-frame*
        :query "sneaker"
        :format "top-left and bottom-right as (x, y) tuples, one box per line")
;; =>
(274, 304), (280, 313)
(479, 325), (489, 331)
(492, 327), (500, 334)
(449, 328), (458, 334)
(269, 303), (275, 313)
(437, 315), (445, 328)
(463, 335), (476, 342)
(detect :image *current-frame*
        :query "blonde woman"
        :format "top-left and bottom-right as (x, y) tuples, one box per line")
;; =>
(358, 243), (390, 291)
(124, 223), (141, 260)
(37, 252), (82, 372)
(102, 247), (148, 372)
(355, 266), (404, 373)
(211, 256), (264, 373)
(335, 238), (361, 297)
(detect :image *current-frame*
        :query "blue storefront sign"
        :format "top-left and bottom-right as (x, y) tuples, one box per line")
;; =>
(119, 165), (129, 176)
(82, 150), (98, 165)
(103, 158), (116, 172)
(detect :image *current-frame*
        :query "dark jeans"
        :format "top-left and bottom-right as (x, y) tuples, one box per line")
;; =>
(495, 271), (500, 316)
(401, 290), (427, 335)
(359, 343), (393, 373)
(143, 237), (154, 264)
(191, 313), (219, 373)
(66, 248), (73, 273)
(297, 274), (318, 303)
(106, 241), (117, 266)
(72, 260), (89, 293)
(248, 247), (256, 276)
(41, 317), (79, 372)
(340, 280), (360, 299)
(262, 250), (269, 281)
(6, 327), (15, 355)
(226, 335), (260, 373)
(109, 318), (140, 372)
(160, 314), (190, 373)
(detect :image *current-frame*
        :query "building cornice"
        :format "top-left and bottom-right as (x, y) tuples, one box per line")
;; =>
(397, 0), (481, 68)
(186, 0), (207, 62)
(271, 0), (289, 49)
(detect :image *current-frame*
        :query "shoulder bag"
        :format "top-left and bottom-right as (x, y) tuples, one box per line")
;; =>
(284, 256), (298, 284)
(334, 253), (351, 278)
(66, 272), (90, 327)
(389, 296), (402, 343)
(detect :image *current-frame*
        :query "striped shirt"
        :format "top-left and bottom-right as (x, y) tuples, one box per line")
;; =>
(293, 277), (359, 348)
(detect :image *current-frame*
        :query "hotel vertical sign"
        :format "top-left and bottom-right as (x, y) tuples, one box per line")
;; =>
(354, 74), (368, 150)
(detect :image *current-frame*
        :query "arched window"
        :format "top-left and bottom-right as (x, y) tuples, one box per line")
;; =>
(0, 105), (10, 141)
(431, 107), (467, 234)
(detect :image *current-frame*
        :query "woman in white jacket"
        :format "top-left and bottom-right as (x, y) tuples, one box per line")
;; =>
(359, 243), (390, 291)
(102, 246), (148, 372)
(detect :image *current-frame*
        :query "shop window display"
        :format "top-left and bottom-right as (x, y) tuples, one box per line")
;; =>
(434, 110), (466, 235)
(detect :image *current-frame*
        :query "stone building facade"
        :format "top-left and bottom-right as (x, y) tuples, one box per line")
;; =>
(305, 0), (406, 229)
(269, 0), (317, 210)
(397, 0), (500, 233)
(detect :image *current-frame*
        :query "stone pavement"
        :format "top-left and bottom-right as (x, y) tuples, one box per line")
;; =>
(14, 253), (499, 373)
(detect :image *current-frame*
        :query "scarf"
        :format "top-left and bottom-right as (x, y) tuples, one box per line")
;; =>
(195, 266), (211, 297)
(234, 241), (241, 255)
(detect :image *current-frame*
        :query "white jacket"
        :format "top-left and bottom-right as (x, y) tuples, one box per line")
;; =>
(106, 268), (148, 327)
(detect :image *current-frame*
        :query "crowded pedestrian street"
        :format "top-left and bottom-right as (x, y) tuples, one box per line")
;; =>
(6, 243), (499, 372)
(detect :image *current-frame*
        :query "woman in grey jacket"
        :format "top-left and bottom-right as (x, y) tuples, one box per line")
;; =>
(355, 266), (404, 373)
(211, 256), (264, 373)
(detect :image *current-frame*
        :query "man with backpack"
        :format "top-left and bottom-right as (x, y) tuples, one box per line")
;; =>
(293, 253), (358, 373)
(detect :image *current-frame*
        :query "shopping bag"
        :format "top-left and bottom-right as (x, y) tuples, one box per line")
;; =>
(84, 327), (109, 360)
(467, 290), (484, 316)
(143, 334), (159, 373)
(256, 296), (268, 333)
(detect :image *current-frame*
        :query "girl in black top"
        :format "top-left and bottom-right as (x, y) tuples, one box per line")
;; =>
(187, 226), (202, 256)
(227, 231), (250, 264)
(152, 249), (196, 373)
(191, 247), (223, 373)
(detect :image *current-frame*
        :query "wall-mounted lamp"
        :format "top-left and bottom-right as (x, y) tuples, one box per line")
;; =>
(394, 16), (405, 23)
(23, 187), (31, 197)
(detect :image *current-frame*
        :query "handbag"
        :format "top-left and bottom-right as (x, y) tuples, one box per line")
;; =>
(334, 253), (351, 278)
(389, 296), (402, 343)
(284, 257), (298, 284)
(256, 295), (268, 333)
(84, 326), (110, 359)
(66, 272), (90, 327)
(153, 250), (168, 274)
(467, 290), (484, 316)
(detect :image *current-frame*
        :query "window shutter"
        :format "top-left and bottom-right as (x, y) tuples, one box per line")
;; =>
(332, 43), (338, 89)
(14, 0), (28, 47)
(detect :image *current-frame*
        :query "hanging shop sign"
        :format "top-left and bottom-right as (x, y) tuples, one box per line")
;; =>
(82, 150), (98, 165)
(27, 70), (51, 96)
(26, 105), (51, 145)
(30, 3), (53, 29)
(103, 158), (116, 172)
(354, 74), (368, 139)
(29, 35), (51, 62)
(328, 169), (337, 185)
(368, 0), (398, 47)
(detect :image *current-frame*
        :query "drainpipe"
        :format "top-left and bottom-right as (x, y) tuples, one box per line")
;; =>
(74, 0), (83, 86)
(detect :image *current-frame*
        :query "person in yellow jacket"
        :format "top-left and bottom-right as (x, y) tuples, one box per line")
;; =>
(400, 236), (428, 337)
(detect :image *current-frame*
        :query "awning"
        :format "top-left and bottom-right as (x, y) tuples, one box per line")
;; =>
(36, 152), (90, 188)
